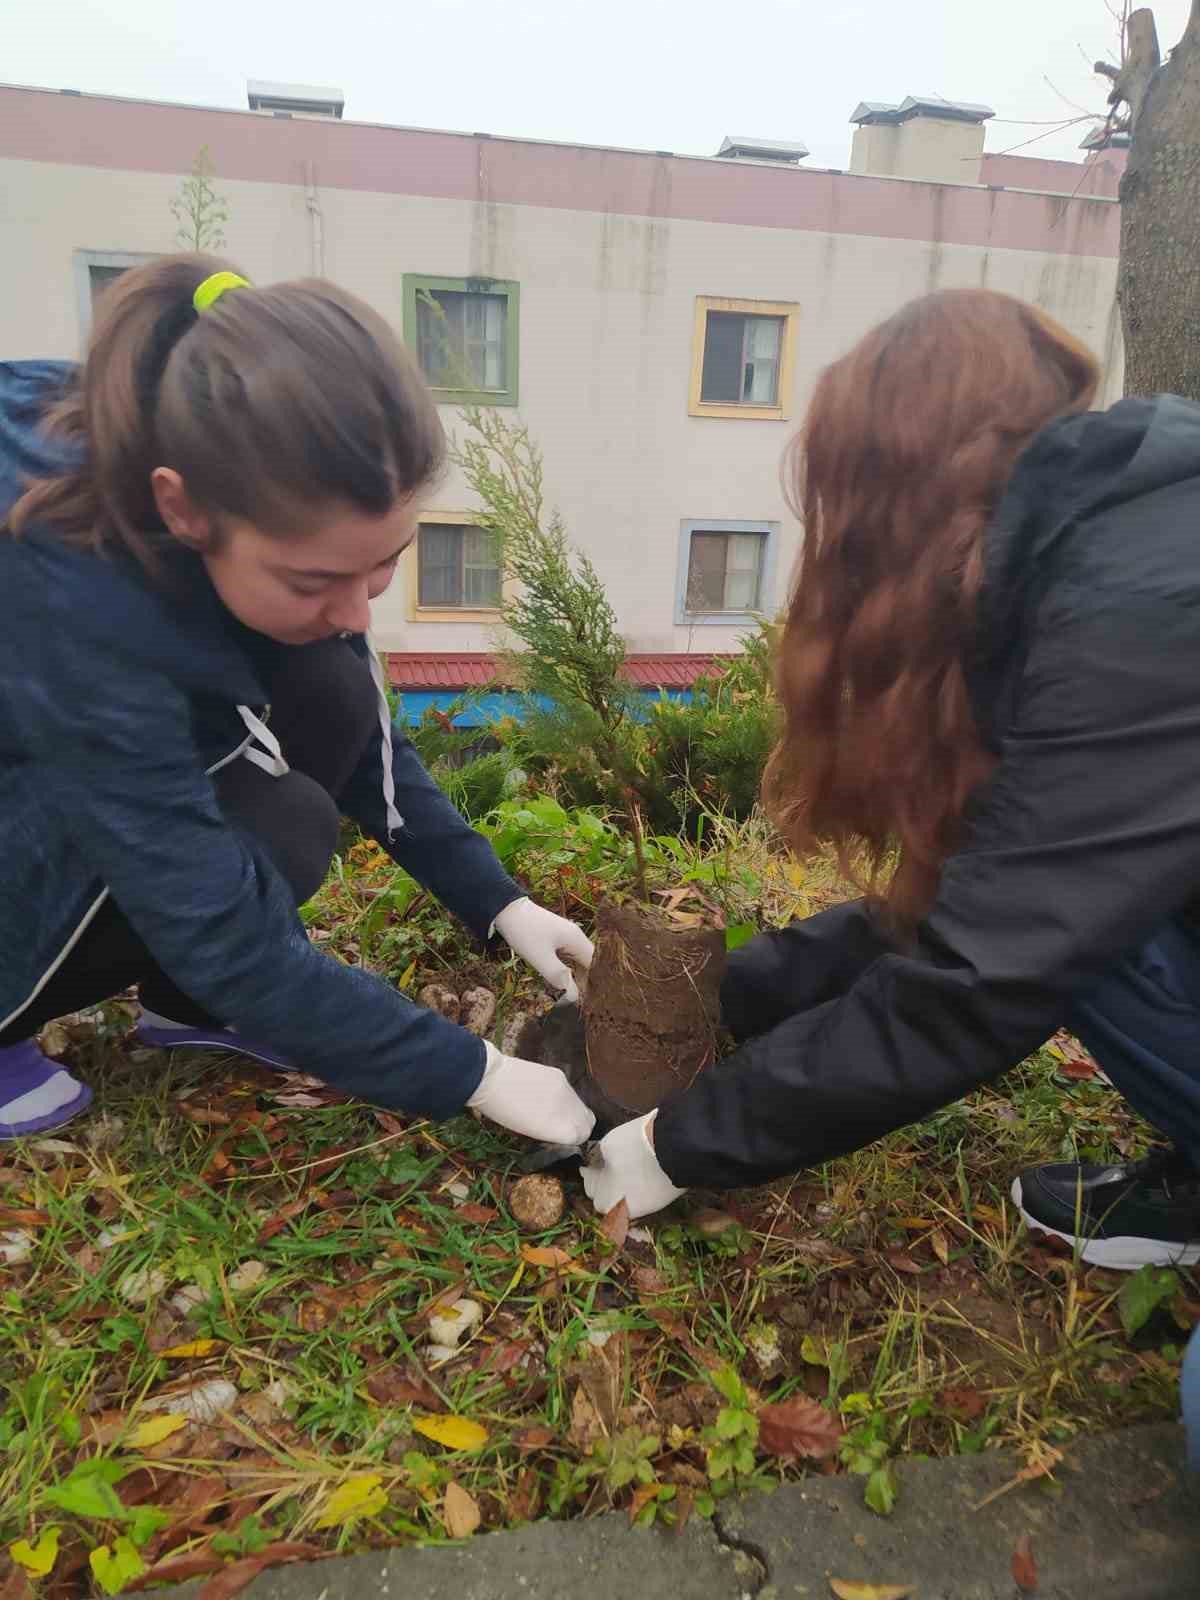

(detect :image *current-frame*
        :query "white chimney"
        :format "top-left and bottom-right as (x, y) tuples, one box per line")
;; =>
(849, 97), (993, 185)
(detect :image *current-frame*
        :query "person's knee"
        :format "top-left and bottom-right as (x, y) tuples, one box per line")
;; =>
(263, 772), (340, 904)
(217, 764), (340, 905)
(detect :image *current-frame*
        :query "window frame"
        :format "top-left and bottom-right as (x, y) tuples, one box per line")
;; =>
(73, 250), (155, 347)
(402, 274), (520, 407)
(688, 296), (799, 421)
(675, 519), (780, 626)
(408, 511), (506, 623)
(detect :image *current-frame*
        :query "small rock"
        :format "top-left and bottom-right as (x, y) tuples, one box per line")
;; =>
(508, 1174), (566, 1232)
(0, 1230), (34, 1265)
(168, 1284), (208, 1317)
(119, 1265), (171, 1305)
(227, 1260), (267, 1294)
(427, 1297), (483, 1349)
(445, 1181), (471, 1202)
(141, 1378), (238, 1423)
(39, 1020), (71, 1058)
(418, 985), (460, 1024)
(424, 1343), (461, 1364)
(460, 987), (497, 1037)
(265, 1378), (294, 1410)
(746, 1320), (785, 1378)
(83, 1115), (127, 1153)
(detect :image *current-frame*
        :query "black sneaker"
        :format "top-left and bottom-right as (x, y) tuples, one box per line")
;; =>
(1011, 1149), (1200, 1271)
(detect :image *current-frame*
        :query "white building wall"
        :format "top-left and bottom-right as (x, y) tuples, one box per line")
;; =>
(0, 148), (1121, 653)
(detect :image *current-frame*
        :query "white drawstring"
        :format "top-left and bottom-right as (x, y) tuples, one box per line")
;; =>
(233, 638), (403, 840)
(236, 706), (289, 777)
(366, 633), (404, 838)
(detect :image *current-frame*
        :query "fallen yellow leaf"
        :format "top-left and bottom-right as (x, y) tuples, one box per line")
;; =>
(159, 1339), (223, 1359)
(829, 1583), (914, 1600)
(442, 1479), (481, 1538)
(10, 1527), (61, 1577)
(413, 1414), (489, 1451)
(126, 1413), (189, 1449)
(314, 1473), (388, 1528)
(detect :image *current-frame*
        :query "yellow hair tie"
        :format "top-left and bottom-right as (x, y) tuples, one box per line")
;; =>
(193, 271), (250, 313)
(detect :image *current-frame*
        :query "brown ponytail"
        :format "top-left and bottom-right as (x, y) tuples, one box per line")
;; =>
(10, 254), (445, 577)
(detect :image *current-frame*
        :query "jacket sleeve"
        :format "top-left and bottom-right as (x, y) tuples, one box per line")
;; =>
(340, 720), (524, 940)
(16, 634), (486, 1119)
(655, 580), (1200, 1189)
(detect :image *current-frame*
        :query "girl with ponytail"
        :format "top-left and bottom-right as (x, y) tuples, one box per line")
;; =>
(0, 255), (594, 1146)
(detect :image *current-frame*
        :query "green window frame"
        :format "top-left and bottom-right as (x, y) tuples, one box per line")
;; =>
(402, 274), (520, 407)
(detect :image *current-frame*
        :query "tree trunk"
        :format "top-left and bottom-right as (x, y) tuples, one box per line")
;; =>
(1119, 2), (1200, 398)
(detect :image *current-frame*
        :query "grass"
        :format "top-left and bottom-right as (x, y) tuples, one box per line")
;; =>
(1, 814), (1196, 1597)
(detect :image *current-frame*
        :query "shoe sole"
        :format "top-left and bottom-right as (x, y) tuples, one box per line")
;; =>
(133, 1026), (293, 1072)
(0, 1081), (94, 1142)
(1010, 1176), (1200, 1271)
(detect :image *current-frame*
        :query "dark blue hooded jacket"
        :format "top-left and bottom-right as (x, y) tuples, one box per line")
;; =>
(0, 361), (522, 1116)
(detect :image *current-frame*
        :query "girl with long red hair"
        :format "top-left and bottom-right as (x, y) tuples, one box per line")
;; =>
(585, 287), (1200, 1281)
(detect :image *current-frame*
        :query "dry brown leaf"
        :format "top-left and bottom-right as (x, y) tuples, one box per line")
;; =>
(513, 1424), (555, 1451)
(929, 1227), (950, 1266)
(690, 1208), (739, 1236)
(757, 1396), (844, 1460)
(125, 1553), (226, 1592)
(828, 1584), (913, 1600)
(255, 1196), (311, 1245)
(364, 1367), (443, 1411)
(0, 1565), (35, 1600)
(508, 1465), (541, 1521)
(598, 1198), (630, 1251)
(627, 1483), (660, 1523)
(578, 1336), (626, 1434)
(884, 1249), (922, 1276)
(456, 1203), (499, 1224)
(1012, 1535), (1039, 1593)
(631, 1265), (670, 1295)
(520, 1244), (575, 1270)
(938, 1386), (987, 1421)
(567, 1384), (605, 1451)
(1060, 1057), (1097, 1081)
(442, 1480), (481, 1539)
(195, 1544), (320, 1600)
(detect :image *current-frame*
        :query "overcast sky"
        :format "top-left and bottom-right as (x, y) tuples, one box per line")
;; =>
(7, 0), (1193, 168)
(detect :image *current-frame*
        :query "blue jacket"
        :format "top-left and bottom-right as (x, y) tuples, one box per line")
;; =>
(0, 361), (522, 1116)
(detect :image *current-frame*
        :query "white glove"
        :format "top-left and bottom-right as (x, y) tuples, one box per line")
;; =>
(581, 1112), (687, 1220)
(494, 897), (594, 1003)
(467, 1042), (596, 1144)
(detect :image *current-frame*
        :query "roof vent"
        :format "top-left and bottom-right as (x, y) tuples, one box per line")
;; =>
(716, 135), (809, 164)
(850, 96), (993, 127)
(246, 80), (345, 119)
(1080, 123), (1131, 150)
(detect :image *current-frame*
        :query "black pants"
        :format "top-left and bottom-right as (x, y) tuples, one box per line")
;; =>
(0, 640), (378, 1045)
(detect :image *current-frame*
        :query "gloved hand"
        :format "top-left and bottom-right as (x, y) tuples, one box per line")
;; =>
(581, 1111), (687, 1219)
(467, 1041), (596, 1144)
(494, 897), (594, 1002)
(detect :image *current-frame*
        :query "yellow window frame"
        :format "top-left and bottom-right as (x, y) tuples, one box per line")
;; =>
(406, 510), (507, 624)
(688, 296), (800, 421)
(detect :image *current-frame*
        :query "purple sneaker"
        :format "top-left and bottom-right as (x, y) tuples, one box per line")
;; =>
(0, 1039), (93, 1140)
(133, 1011), (295, 1072)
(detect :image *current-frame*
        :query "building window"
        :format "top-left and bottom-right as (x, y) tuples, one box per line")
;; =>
(417, 522), (502, 611)
(73, 250), (154, 344)
(403, 275), (519, 406)
(689, 297), (799, 421)
(676, 520), (779, 625)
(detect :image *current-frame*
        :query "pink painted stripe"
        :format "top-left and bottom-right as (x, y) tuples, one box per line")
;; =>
(0, 85), (1119, 258)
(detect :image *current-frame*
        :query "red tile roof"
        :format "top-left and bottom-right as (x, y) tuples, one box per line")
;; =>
(386, 651), (726, 691)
